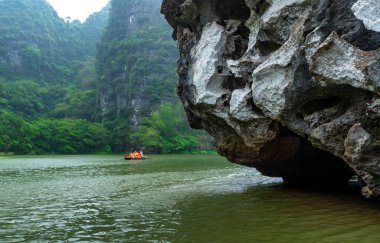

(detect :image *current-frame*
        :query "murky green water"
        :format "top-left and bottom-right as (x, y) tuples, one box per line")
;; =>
(1, 155), (380, 242)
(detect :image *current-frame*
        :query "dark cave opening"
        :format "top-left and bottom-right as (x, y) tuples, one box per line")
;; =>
(255, 124), (355, 186)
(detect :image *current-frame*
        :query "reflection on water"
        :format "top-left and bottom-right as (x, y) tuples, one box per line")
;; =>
(1, 155), (380, 242)
(175, 185), (380, 242)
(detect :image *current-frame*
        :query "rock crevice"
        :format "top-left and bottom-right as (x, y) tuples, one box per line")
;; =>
(161, 0), (380, 198)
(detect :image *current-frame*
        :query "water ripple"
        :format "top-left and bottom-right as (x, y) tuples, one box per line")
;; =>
(1, 155), (380, 242)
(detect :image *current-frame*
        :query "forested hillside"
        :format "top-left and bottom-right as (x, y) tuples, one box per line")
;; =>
(0, 0), (111, 154)
(97, 0), (200, 152)
(0, 0), (104, 82)
(0, 0), (213, 155)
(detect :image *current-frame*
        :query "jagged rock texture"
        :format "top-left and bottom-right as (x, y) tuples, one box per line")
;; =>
(161, 0), (380, 198)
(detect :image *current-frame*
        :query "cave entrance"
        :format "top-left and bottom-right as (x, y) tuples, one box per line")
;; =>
(256, 125), (355, 187)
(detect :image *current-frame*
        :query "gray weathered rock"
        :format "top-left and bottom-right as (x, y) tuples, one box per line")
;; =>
(161, 0), (380, 198)
(352, 0), (380, 32)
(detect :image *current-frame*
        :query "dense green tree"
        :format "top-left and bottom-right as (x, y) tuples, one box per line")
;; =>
(0, 110), (33, 154)
(0, 109), (110, 154)
(51, 87), (99, 121)
(31, 118), (110, 154)
(131, 103), (200, 153)
(0, 0), (214, 155)
(0, 79), (49, 117)
(74, 58), (98, 89)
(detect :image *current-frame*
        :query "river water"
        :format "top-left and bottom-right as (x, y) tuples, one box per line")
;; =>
(1, 155), (380, 242)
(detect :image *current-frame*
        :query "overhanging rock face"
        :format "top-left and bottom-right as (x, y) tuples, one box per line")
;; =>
(161, 0), (380, 198)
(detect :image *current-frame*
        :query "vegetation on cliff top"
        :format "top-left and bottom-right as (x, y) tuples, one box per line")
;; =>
(0, 0), (213, 155)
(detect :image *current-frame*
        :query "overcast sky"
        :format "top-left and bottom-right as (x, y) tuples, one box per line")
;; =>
(47, 0), (110, 22)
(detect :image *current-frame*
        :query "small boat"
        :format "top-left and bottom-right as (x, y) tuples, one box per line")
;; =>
(124, 150), (146, 160)
(124, 156), (146, 160)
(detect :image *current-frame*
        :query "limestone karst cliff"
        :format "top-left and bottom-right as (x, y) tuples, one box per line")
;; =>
(97, 0), (178, 128)
(0, 0), (109, 83)
(161, 0), (380, 198)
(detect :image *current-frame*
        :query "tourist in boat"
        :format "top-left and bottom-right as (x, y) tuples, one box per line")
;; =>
(124, 149), (145, 160)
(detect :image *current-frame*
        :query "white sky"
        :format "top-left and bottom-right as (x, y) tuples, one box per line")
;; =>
(47, 0), (110, 22)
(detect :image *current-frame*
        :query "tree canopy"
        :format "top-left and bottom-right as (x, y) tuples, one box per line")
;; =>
(0, 0), (214, 155)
